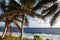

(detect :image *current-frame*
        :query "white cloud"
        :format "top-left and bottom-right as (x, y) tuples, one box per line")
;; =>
(28, 18), (50, 28)
(58, 0), (60, 1)
(28, 17), (60, 28)
(1, 17), (60, 28)
(52, 18), (60, 28)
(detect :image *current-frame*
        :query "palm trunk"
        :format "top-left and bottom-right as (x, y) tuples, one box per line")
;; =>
(2, 18), (9, 38)
(21, 22), (24, 40)
(2, 25), (7, 38)
(9, 26), (12, 37)
(21, 14), (25, 40)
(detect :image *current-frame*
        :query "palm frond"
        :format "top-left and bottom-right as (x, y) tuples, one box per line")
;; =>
(24, 16), (29, 26)
(3, 9), (20, 18)
(27, 12), (35, 18)
(0, 14), (7, 20)
(33, 0), (57, 11)
(42, 3), (58, 19)
(7, 0), (21, 11)
(50, 10), (60, 26)
(13, 21), (21, 32)
(41, 3), (58, 14)
(27, 11), (43, 18)
(13, 18), (22, 22)
(20, 0), (36, 6)
(0, 2), (5, 11)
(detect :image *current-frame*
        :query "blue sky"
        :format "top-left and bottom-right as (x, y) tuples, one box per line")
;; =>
(0, 0), (60, 28)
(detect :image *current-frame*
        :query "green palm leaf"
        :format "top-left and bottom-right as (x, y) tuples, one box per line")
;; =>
(41, 3), (58, 19)
(27, 11), (42, 18)
(24, 16), (29, 26)
(20, 0), (36, 8)
(50, 10), (60, 26)
(33, 0), (57, 11)
(13, 21), (21, 32)
(9, 0), (21, 10)
(41, 3), (58, 14)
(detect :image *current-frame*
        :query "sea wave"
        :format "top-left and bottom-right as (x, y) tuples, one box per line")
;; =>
(0, 32), (60, 40)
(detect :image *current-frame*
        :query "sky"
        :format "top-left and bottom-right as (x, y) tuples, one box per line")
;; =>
(28, 17), (60, 28)
(0, 0), (60, 28)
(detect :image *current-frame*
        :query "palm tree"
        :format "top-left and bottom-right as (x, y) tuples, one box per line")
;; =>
(41, 0), (60, 26)
(16, 0), (57, 40)
(0, 11), (28, 39)
(19, 0), (42, 40)
(0, 0), (22, 38)
(0, 0), (30, 39)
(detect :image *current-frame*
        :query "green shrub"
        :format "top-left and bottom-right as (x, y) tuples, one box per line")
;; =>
(33, 35), (43, 40)
(46, 38), (50, 40)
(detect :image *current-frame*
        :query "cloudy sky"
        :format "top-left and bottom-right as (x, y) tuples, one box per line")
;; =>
(28, 17), (60, 28)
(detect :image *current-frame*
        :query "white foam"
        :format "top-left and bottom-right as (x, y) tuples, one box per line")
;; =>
(0, 32), (60, 40)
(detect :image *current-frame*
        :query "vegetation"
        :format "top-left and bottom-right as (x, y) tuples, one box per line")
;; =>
(33, 35), (43, 40)
(5, 36), (32, 40)
(41, 0), (60, 26)
(46, 38), (50, 40)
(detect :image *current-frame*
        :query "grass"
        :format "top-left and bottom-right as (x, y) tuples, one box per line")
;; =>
(7, 36), (20, 40)
(5, 36), (32, 40)
(0, 35), (43, 40)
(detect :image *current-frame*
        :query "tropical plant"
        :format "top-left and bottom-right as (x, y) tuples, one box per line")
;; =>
(41, 0), (60, 26)
(33, 35), (43, 40)
(18, 0), (58, 40)
(32, 0), (57, 11)
(0, 0), (22, 39)
(46, 38), (50, 40)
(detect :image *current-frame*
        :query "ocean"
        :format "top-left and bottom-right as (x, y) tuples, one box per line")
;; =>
(0, 27), (60, 34)
(0, 27), (60, 40)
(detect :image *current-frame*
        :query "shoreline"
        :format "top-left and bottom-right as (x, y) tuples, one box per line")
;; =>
(0, 32), (34, 39)
(0, 32), (60, 40)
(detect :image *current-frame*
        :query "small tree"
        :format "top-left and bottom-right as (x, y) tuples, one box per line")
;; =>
(33, 35), (43, 40)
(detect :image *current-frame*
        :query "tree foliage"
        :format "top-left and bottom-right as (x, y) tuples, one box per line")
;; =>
(33, 35), (43, 40)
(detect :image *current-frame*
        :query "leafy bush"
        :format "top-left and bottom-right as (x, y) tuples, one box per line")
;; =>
(46, 38), (50, 40)
(33, 35), (43, 40)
